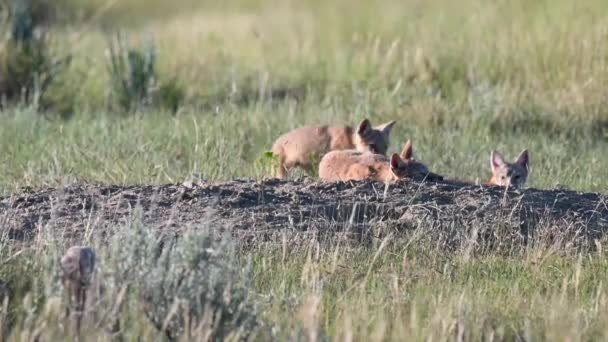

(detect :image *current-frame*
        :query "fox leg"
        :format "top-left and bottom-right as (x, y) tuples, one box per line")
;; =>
(301, 163), (316, 176)
(275, 163), (288, 179)
(272, 148), (288, 179)
(279, 160), (304, 178)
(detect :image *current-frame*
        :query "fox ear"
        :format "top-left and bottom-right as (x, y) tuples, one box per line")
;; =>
(401, 140), (413, 160)
(375, 120), (396, 136)
(491, 150), (505, 171)
(390, 154), (402, 170)
(516, 149), (529, 169)
(357, 119), (372, 135)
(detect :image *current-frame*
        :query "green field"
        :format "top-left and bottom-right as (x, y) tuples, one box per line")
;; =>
(1, 0), (607, 340)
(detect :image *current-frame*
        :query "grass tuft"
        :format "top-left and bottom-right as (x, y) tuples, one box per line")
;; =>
(0, 0), (71, 112)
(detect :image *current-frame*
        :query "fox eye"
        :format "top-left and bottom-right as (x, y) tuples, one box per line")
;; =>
(513, 175), (520, 180)
(501, 176), (506, 180)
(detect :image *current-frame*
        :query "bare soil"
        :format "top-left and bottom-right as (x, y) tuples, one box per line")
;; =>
(1, 179), (607, 249)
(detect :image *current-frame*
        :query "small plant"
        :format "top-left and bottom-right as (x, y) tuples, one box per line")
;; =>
(0, 0), (71, 110)
(307, 152), (321, 178)
(106, 33), (184, 114)
(256, 151), (281, 178)
(156, 76), (184, 114)
(106, 33), (156, 113)
(255, 151), (318, 178)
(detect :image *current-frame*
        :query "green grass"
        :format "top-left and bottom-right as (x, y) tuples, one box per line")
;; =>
(251, 242), (608, 341)
(3, 226), (608, 341)
(1, 0), (608, 340)
(0, 0), (605, 192)
(0, 106), (605, 193)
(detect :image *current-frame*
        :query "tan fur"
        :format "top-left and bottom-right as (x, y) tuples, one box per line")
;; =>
(485, 149), (529, 188)
(271, 119), (395, 178)
(318, 140), (443, 182)
(60, 246), (102, 336)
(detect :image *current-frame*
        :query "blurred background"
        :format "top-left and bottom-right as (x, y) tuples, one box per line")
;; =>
(0, 0), (606, 191)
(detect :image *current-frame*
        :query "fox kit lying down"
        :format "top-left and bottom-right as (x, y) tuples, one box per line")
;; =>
(485, 149), (529, 188)
(271, 119), (395, 178)
(318, 140), (443, 182)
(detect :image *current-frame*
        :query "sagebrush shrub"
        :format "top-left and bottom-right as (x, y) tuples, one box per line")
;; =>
(0, 0), (71, 111)
(106, 34), (184, 114)
(109, 213), (258, 340)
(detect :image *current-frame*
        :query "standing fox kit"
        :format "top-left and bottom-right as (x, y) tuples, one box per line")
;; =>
(319, 140), (443, 183)
(486, 149), (529, 188)
(60, 246), (99, 334)
(60, 246), (97, 308)
(271, 119), (395, 178)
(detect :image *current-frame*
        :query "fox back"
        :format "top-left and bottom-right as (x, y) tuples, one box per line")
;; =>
(271, 119), (395, 178)
(486, 149), (529, 188)
(318, 150), (391, 182)
(319, 140), (443, 182)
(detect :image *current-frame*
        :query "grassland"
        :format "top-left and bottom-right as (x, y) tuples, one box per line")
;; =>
(1, 0), (608, 340)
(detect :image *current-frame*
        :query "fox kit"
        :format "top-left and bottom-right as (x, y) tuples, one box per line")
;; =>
(60, 246), (97, 307)
(60, 246), (107, 334)
(271, 119), (395, 178)
(485, 149), (529, 188)
(318, 140), (443, 182)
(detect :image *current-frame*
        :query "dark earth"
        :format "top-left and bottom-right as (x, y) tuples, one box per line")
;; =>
(1, 179), (607, 250)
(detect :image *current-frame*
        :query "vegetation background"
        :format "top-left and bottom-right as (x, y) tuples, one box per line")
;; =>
(0, 0), (607, 340)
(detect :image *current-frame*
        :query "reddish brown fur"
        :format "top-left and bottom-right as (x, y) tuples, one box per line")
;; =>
(271, 119), (395, 178)
(318, 140), (443, 182)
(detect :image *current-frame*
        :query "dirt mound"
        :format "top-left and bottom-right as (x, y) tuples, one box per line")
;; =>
(1, 179), (607, 249)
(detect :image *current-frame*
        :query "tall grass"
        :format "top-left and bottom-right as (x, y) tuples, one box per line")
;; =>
(2, 216), (608, 340)
(0, 214), (259, 340)
(0, 0), (604, 192)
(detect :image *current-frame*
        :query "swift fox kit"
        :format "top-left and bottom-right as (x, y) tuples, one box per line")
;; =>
(59, 246), (120, 336)
(485, 149), (529, 188)
(60, 246), (99, 333)
(318, 140), (443, 182)
(271, 119), (395, 178)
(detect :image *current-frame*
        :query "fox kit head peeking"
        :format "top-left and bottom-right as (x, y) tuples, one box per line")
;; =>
(389, 140), (443, 181)
(353, 119), (395, 155)
(489, 149), (529, 188)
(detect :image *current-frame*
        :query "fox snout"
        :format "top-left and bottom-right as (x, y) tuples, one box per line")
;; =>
(422, 171), (444, 182)
(389, 141), (443, 182)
